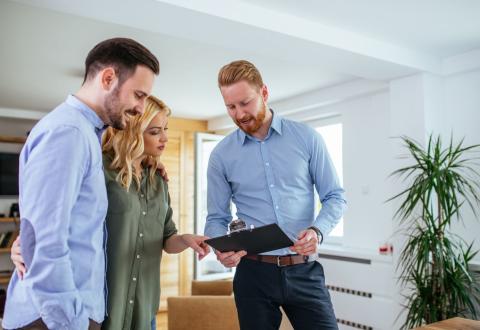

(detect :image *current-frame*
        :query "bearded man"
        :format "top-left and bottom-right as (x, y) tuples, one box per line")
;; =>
(205, 60), (346, 330)
(3, 38), (159, 330)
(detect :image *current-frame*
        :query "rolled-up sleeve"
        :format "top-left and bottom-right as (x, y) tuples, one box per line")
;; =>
(163, 190), (178, 240)
(20, 125), (90, 329)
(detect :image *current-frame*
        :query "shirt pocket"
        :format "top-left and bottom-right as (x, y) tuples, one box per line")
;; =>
(152, 198), (169, 225)
(106, 182), (132, 214)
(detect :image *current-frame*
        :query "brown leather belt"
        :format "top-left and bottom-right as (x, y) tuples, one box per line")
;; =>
(244, 254), (320, 267)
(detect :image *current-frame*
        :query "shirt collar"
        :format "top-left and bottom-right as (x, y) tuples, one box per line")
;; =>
(66, 94), (106, 131)
(238, 109), (282, 145)
(270, 111), (282, 135)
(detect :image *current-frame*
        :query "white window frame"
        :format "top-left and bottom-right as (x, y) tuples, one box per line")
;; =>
(305, 116), (344, 245)
(194, 132), (235, 280)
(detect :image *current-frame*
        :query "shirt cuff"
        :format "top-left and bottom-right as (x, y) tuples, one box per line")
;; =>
(308, 226), (323, 245)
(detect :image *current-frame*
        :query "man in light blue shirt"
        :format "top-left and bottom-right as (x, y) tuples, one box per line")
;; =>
(205, 60), (346, 329)
(3, 38), (159, 330)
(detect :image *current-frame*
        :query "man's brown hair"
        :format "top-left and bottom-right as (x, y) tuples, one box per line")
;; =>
(83, 37), (159, 85)
(218, 60), (264, 90)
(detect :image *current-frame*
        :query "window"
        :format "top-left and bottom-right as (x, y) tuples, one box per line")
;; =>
(194, 132), (235, 280)
(313, 121), (343, 239)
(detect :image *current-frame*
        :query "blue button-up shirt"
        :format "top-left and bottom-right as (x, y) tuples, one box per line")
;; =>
(205, 112), (346, 255)
(3, 95), (108, 330)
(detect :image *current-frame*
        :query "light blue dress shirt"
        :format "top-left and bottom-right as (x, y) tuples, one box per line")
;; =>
(3, 95), (108, 330)
(205, 112), (346, 255)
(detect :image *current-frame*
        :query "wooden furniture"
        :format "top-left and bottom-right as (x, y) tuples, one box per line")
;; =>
(0, 135), (24, 290)
(414, 317), (480, 330)
(0, 218), (18, 223)
(0, 217), (19, 286)
(0, 135), (26, 144)
(167, 280), (293, 330)
(190, 279), (233, 296)
(167, 280), (238, 330)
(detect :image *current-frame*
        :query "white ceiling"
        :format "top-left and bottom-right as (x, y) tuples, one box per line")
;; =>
(1, 0), (479, 120)
(242, 0), (480, 57)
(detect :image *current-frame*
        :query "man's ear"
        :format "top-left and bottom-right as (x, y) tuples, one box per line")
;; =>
(100, 67), (117, 91)
(261, 84), (269, 103)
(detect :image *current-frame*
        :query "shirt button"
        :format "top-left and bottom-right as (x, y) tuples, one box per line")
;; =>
(139, 233), (144, 237)
(142, 211), (147, 215)
(261, 142), (265, 144)
(270, 184), (274, 188)
(265, 162), (270, 166)
(129, 300), (133, 304)
(137, 255), (141, 259)
(133, 277), (137, 281)
(275, 205), (279, 209)
(140, 194), (145, 198)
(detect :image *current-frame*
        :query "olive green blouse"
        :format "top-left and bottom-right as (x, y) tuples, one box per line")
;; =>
(101, 155), (177, 330)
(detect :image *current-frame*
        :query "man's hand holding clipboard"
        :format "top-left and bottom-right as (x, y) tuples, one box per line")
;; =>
(204, 223), (294, 267)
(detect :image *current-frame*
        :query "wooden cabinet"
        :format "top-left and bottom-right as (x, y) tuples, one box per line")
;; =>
(0, 135), (24, 288)
(0, 217), (19, 286)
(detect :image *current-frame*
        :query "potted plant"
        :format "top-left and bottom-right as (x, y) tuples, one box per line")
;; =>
(389, 134), (480, 329)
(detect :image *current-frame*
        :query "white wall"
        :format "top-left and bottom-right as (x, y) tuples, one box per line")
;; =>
(442, 69), (480, 261)
(338, 92), (393, 250)
(443, 69), (480, 146)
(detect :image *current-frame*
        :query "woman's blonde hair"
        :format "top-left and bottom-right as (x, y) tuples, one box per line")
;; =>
(102, 95), (171, 190)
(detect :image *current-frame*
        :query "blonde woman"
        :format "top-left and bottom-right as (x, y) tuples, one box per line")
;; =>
(11, 96), (210, 330)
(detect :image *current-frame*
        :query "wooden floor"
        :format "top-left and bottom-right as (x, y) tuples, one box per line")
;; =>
(0, 314), (168, 330)
(156, 311), (168, 330)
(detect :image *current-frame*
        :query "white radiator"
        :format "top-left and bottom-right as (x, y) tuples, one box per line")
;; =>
(319, 248), (401, 330)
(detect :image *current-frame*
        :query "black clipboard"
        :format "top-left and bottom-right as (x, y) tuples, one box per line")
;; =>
(205, 223), (294, 255)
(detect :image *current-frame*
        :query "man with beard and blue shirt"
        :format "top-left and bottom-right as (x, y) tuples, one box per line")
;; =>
(3, 38), (159, 330)
(205, 60), (346, 330)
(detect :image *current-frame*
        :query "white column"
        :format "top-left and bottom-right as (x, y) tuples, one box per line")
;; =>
(387, 73), (445, 328)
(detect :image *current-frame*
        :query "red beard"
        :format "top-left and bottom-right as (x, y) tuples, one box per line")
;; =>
(235, 103), (266, 135)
